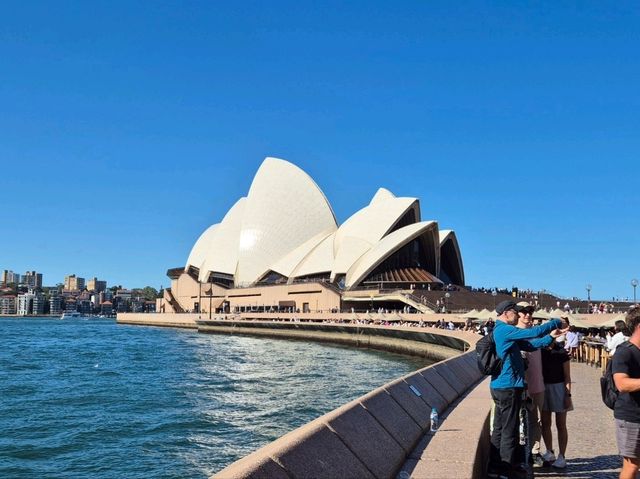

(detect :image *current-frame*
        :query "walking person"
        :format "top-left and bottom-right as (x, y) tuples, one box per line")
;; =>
(540, 337), (572, 469)
(612, 307), (640, 479)
(488, 300), (568, 479)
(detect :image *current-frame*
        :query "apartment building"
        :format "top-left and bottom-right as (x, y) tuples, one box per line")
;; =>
(64, 274), (85, 291)
(49, 292), (62, 316)
(0, 296), (17, 315)
(22, 271), (43, 289)
(1, 270), (21, 285)
(86, 277), (107, 292)
(17, 292), (34, 315)
(32, 292), (46, 315)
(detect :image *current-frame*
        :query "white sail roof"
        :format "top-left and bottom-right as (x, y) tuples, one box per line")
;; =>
(182, 157), (465, 291)
(186, 223), (219, 272)
(289, 233), (336, 278)
(344, 221), (438, 289)
(197, 197), (246, 281)
(331, 196), (419, 278)
(269, 230), (334, 278)
(438, 229), (465, 284)
(235, 158), (338, 285)
(369, 187), (395, 205)
(439, 229), (454, 245)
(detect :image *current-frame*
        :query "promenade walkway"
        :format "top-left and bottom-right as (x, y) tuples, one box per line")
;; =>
(535, 362), (619, 479)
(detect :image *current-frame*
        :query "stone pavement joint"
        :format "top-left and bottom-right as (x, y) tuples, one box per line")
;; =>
(532, 362), (620, 479)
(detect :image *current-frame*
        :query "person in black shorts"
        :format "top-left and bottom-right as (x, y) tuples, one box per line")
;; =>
(613, 307), (640, 479)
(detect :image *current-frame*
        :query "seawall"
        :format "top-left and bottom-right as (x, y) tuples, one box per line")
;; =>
(197, 319), (468, 361)
(116, 312), (199, 329)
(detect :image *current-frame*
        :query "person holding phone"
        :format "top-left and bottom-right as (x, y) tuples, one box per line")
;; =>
(488, 301), (569, 479)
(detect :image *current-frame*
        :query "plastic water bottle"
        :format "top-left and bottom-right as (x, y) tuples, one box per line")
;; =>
(430, 408), (439, 432)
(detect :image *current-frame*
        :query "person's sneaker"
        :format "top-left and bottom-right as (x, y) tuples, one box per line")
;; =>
(487, 466), (509, 479)
(552, 454), (567, 469)
(487, 464), (509, 479)
(532, 453), (545, 468)
(541, 450), (556, 463)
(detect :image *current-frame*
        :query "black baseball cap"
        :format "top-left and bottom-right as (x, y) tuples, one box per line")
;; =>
(496, 300), (518, 315)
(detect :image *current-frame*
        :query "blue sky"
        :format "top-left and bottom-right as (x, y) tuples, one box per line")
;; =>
(1, 2), (638, 300)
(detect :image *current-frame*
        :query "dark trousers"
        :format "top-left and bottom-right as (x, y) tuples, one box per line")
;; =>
(490, 387), (524, 469)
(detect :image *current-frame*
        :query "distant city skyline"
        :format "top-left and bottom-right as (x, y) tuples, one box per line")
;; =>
(0, 268), (151, 291)
(1, 3), (638, 301)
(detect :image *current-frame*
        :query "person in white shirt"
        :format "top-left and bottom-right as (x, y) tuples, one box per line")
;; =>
(564, 322), (580, 359)
(608, 320), (630, 355)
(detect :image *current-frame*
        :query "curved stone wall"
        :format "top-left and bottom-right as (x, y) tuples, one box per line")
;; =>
(196, 320), (470, 362)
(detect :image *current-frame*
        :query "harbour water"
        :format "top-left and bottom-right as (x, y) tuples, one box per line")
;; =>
(0, 317), (430, 478)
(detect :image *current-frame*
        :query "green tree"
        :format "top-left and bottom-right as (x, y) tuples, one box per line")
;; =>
(140, 286), (159, 301)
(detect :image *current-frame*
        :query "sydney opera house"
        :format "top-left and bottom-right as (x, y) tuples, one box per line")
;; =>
(158, 158), (464, 315)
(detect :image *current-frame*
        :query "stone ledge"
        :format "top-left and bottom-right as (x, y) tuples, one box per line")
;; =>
(397, 378), (491, 479)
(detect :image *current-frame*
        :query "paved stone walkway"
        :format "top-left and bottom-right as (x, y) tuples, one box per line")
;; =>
(533, 362), (620, 479)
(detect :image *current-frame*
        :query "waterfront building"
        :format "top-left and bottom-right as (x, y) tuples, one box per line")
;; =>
(94, 291), (107, 307)
(156, 158), (465, 315)
(64, 274), (85, 291)
(100, 301), (113, 315)
(21, 271), (43, 289)
(64, 298), (77, 312)
(110, 290), (131, 313)
(86, 277), (107, 292)
(0, 295), (17, 315)
(114, 294), (130, 313)
(49, 291), (62, 316)
(115, 289), (132, 300)
(17, 292), (35, 315)
(131, 298), (145, 313)
(90, 293), (100, 310)
(32, 291), (46, 315)
(114, 290), (132, 313)
(78, 299), (92, 315)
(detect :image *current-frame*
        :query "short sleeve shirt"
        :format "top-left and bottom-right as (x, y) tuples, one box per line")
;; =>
(612, 342), (640, 423)
(541, 346), (569, 384)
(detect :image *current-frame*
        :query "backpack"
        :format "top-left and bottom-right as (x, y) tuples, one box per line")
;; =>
(600, 342), (631, 409)
(476, 331), (502, 376)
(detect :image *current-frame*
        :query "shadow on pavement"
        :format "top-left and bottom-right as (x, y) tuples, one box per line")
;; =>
(533, 454), (620, 479)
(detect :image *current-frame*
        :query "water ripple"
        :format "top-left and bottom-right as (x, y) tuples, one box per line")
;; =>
(0, 317), (429, 478)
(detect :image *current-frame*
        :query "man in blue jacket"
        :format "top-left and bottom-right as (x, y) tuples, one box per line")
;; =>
(488, 300), (568, 479)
